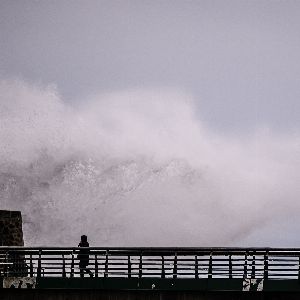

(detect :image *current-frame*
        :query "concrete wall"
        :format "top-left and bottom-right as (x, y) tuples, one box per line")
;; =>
(0, 210), (24, 246)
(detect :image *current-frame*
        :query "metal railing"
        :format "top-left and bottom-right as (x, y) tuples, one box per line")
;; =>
(1, 247), (300, 279)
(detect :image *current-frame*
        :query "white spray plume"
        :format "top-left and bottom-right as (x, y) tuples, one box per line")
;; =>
(0, 80), (299, 246)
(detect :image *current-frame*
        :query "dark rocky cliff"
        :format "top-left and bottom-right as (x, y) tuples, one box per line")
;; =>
(0, 210), (24, 246)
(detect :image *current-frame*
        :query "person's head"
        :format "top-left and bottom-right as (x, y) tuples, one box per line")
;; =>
(81, 235), (87, 243)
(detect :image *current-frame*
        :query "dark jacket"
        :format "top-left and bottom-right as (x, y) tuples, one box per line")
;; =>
(78, 241), (90, 266)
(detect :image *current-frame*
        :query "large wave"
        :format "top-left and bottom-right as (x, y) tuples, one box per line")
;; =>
(1, 80), (299, 246)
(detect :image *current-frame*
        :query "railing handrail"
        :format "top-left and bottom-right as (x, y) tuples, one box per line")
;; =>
(1, 246), (300, 251)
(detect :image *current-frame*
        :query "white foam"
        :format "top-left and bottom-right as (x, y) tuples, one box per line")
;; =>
(0, 80), (299, 246)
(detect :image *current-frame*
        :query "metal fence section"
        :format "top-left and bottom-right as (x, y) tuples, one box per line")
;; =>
(1, 247), (300, 279)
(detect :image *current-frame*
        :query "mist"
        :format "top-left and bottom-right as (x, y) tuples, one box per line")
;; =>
(0, 80), (299, 247)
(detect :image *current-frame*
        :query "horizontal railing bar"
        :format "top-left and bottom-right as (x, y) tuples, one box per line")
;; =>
(8, 257), (299, 262)
(3, 246), (300, 251)
(19, 262), (250, 266)
(268, 264), (299, 267)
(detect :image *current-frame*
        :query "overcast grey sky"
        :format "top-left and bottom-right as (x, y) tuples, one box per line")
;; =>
(1, 0), (299, 132)
(1, 1), (300, 247)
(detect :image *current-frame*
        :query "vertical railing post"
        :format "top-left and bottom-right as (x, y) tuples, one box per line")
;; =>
(173, 253), (177, 279)
(264, 251), (268, 279)
(4, 251), (8, 277)
(104, 250), (108, 278)
(95, 254), (98, 278)
(251, 252), (255, 279)
(208, 252), (213, 279)
(195, 255), (199, 279)
(37, 249), (42, 278)
(30, 254), (34, 277)
(139, 253), (143, 278)
(128, 255), (131, 278)
(298, 256), (300, 281)
(62, 254), (66, 278)
(243, 252), (248, 279)
(104, 251), (108, 278)
(229, 255), (232, 279)
(70, 251), (74, 278)
(161, 256), (165, 278)
(298, 256), (300, 282)
(296, 254), (300, 281)
(9, 252), (18, 277)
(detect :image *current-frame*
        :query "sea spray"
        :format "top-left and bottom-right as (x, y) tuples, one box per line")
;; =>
(0, 80), (299, 246)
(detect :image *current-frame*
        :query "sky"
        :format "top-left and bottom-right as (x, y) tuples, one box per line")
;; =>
(0, 1), (299, 247)
(1, 0), (300, 132)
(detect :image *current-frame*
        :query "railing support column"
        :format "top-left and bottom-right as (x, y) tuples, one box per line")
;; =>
(195, 255), (199, 279)
(208, 253), (213, 279)
(251, 253), (255, 279)
(173, 253), (177, 279)
(161, 256), (165, 278)
(139, 253), (143, 278)
(62, 254), (66, 278)
(128, 256), (131, 278)
(264, 252), (268, 279)
(70, 251), (74, 278)
(243, 252), (248, 279)
(298, 256), (300, 281)
(229, 255), (232, 279)
(29, 254), (34, 277)
(95, 255), (98, 278)
(37, 250), (42, 278)
(104, 251), (109, 278)
(4, 251), (8, 277)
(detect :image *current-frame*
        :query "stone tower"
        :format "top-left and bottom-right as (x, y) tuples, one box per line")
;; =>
(0, 210), (24, 246)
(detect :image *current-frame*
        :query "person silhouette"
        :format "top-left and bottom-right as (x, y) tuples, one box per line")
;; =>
(78, 235), (93, 277)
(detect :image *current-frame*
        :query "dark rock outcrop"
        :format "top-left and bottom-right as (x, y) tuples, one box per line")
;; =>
(0, 210), (24, 246)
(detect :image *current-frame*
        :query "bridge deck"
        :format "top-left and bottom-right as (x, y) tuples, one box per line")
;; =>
(1, 247), (300, 291)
